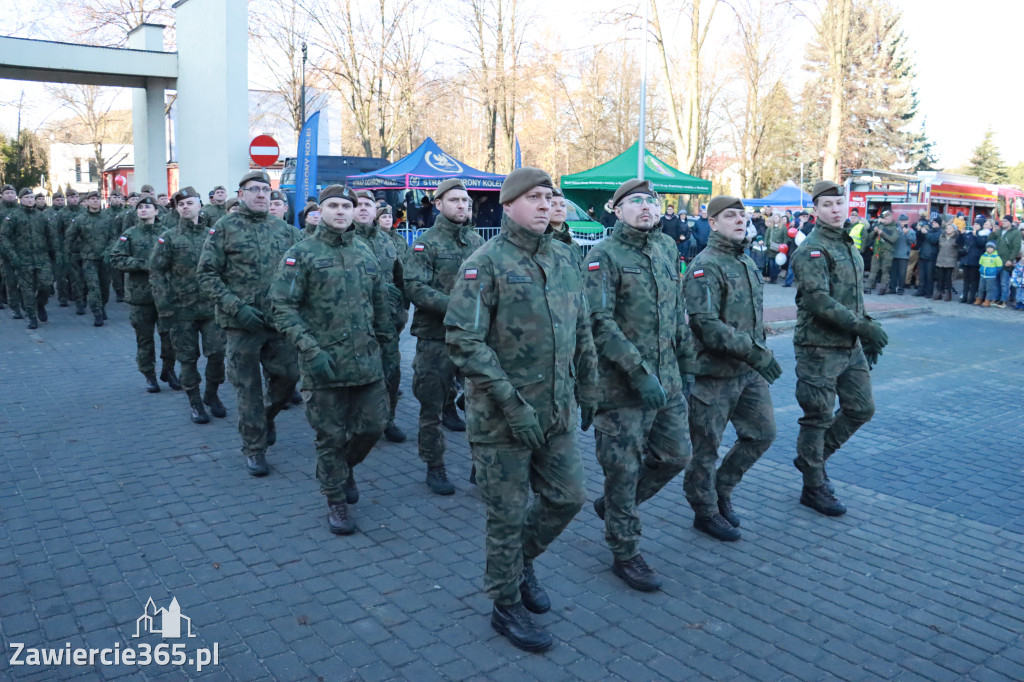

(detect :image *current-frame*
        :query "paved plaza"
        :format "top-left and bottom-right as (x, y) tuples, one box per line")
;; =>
(1, 288), (1023, 681)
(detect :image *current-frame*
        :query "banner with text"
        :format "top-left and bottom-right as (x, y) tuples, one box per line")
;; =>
(294, 111), (320, 227)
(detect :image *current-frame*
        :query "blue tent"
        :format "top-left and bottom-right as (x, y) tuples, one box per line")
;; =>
(347, 137), (506, 191)
(745, 181), (812, 208)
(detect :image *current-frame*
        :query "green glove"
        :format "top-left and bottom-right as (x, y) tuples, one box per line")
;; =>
(501, 397), (545, 451)
(862, 340), (882, 369)
(747, 346), (783, 384)
(855, 319), (889, 350)
(385, 283), (404, 308)
(635, 373), (667, 410)
(304, 347), (338, 383)
(579, 402), (597, 432)
(235, 304), (266, 332)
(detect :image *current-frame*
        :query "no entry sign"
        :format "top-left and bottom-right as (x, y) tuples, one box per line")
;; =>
(249, 135), (280, 167)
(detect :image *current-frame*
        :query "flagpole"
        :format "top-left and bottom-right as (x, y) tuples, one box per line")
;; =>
(637, 0), (649, 180)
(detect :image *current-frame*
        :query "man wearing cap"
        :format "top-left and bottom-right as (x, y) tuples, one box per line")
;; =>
(991, 215), (1021, 308)
(105, 191), (129, 302)
(445, 167), (598, 652)
(269, 190), (289, 221)
(203, 185), (229, 227)
(55, 189), (82, 310)
(683, 195), (779, 542)
(790, 181), (887, 516)
(353, 194), (407, 443)
(584, 178), (697, 587)
(110, 196), (178, 391)
(0, 184), (24, 316)
(156, 193), (170, 210)
(65, 191), (119, 326)
(549, 187), (583, 270)
(198, 169), (300, 477)
(692, 204), (711, 256)
(269, 185), (394, 534)
(866, 210), (897, 295)
(150, 187), (227, 423)
(890, 213), (916, 295)
(33, 193), (47, 212)
(403, 178), (485, 495)
(1, 188), (58, 328)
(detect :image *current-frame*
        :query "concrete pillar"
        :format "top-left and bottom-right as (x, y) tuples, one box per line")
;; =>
(174, 0), (249, 195)
(128, 24), (169, 194)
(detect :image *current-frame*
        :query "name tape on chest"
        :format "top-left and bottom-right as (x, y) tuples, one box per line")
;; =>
(587, 261), (600, 271)
(464, 268), (478, 280)
(413, 243), (426, 252)
(285, 257), (297, 266)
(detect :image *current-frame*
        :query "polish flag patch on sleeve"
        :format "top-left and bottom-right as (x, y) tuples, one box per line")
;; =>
(464, 268), (478, 280)
(413, 243), (426, 252)
(285, 257), (297, 266)
(693, 269), (705, 278)
(119, 235), (128, 241)
(810, 250), (823, 258)
(587, 261), (600, 271)
(157, 237), (165, 244)
(208, 228), (216, 235)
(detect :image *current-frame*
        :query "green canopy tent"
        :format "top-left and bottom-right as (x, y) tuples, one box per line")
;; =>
(560, 142), (712, 230)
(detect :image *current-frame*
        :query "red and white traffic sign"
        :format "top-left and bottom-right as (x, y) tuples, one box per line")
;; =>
(249, 135), (280, 167)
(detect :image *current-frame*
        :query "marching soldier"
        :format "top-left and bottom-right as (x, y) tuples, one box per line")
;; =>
(56, 189), (82, 312)
(1, 188), (58, 328)
(198, 170), (300, 477)
(682, 195), (780, 542)
(106, 191), (128, 302)
(150, 187), (227, 423)
(549, 187), (583, 269)
(269, 190), (289, 221)
(403, 179), (484, 495)
(65, 191), (117, 327)
(110, 196), (179, 392)
(584, 179), (696, 589)
(203, 185), (229, 226)
(445, 167), (598, 652)
(866, 210), (897, 295)
(792, 181), (887, 516)
(270, 185), (395, 534)
(0, 184), (24, 317)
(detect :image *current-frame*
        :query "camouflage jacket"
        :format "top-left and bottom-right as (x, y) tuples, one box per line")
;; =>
(355, 221), (406, 319)
(109, 220), (162, 305)
(66, 209), (118, 261)
(791, 221), (868, 348)
(445, 215), (598, 444)
(871, 222), (898, 254)
(552, 224), (584, 270)
(202, 203), (226, 229)
(148, 217), (216, 320)
(1, 205), (57, 268)
(198, 204), (299, 331)
(584, 221), (695, 408)
(385, 227), (409, 262)
(683, 230), (767, 378)
(404, 215), (484, 340)
(0, 200), (16, 222)
(269, 224), (395, 389)
(54, 204), (81, 247)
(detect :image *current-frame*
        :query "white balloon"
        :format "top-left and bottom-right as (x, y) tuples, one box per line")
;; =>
(795, 231), (806, 246)
(775, 252), (787, 266)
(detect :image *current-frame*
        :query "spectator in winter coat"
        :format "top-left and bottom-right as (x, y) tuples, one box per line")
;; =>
(958, 221), (987, 303)
(890, 214), (917, 294)
(915, 218), (941, 297)
(691, 204), (711, 256)
(659, 205), (690, 260)
(764, 214), (788, 283)
(933, 221), (959, 301)
(977, 242), (1003, 306)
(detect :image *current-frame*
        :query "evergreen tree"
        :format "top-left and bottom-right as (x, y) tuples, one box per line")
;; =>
(968, 130), (1009, 183)
(0, 130), (49, 190)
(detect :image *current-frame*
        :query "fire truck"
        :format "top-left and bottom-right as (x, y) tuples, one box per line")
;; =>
(844, 169), (1024, 224)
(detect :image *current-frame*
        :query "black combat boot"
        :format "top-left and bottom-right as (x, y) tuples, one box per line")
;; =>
(344, 472), (359, 504)
(441, 404), (466, 431)
(190, 401), (210, 424)
(26, 316), (38, 329)
(612, 554), (662, 592)
(145, 373), (161, 393)
(59, 298), (68, 307)
(519, 562), (551, 614)
(203, 384), (227, 418)
(383, 420), (407, 442)
(693, 513), (741, 541)
(101, 307), (107, 320)
(717, 496), (741, 528)
(327, 500), (355, 535)
(289, 388), (303, 405)
(116, 292), (125, 303)
(246, 453), (269, 477)
(160, 364), (182, 390)
(265, 409), (277, 446)
(491, 602), (552, 652)
(593, 495), (606, 520)
(794, 457), (834, 494)
(36, 304), (47, 322)
(12, 306), (24, 319)
(93, 312), (103, 327)
(800, 484), (847, 516)
(426, 464), (455, 495)
(75, 301), (86, 315)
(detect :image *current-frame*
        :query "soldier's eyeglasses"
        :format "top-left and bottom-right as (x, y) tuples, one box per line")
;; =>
(242, 186), (272, 195)
(627, 196), (659, 206)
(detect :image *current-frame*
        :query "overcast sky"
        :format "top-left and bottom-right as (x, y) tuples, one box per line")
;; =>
(0, 0), (1019, 170)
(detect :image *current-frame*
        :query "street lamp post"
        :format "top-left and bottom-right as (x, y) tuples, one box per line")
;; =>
(300, 42), (308, 131)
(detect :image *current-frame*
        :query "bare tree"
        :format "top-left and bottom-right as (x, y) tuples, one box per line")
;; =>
(47, 85), (125, 190)
(817, 0), (853, 182)
(35, 0), (175, 46)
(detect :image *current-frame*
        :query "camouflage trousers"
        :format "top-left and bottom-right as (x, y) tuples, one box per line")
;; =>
(794, 345), (875, 488)
(129, 304), (175, 375)
(594, 395), (691, 561)
(225, 328), (299, 457)
(473, 430), (586, 605)
(1, 257), (23, 311)
(412, 338), (456, 466)
(169, 317), (225, 391)
(868, 252), (894, 289)
(111, 268), (125, 298)
(81, 259), (111, 314)
(685, 370), (776, 516)
(54, 257), (72, 304)
(304, 381), (388, 503)
(382, 334), (401, 421)
(16, 264), (53, 316)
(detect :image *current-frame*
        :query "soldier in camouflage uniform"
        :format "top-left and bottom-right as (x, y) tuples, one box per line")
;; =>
(198, 170), (300, 477)
(0, 184), (24, 316)
(55, 189), (81, 311)
(270, 185), (395, 535)
(106, 191), (128, 302)
(203, 185), (228, 227)
(866, 210), (898, 295)
(584, 178), (696, 591)
(446, 167), (599, 653)
(791, 181), (888, 516)
(682, 195), (781, 542)
(150, 187), (228, 424)
(353, 197), (407, 443)
(110, 196), (178, 392)
(65, 191), (118, 327)
(549, 187), (583, 270)
(1, 188), (58, 328)
(404, 178), (485, 495)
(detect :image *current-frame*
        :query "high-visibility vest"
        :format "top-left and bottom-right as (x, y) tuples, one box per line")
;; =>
(849, 221), (864, 250)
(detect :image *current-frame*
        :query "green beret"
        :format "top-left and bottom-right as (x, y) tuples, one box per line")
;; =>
(82, 190), (100, 200)
(127, 192), (140, 199)
(707, 195), (745, 219)
(376, 205), (392, 220)
(212, 185), (226, 192)
(270, 190), (287, 202)
(137, 196), (158, 208)
(224, 197), (240, 211)
(811, 180), (844, 202)
(611, 178), (657, 208)
(552, 186), (564, 198)
(318, 184), (357, 206)
(1, 184), (15, 193)
(238, 170), (271, 187)
(498, 168), (552, 204)
(65, 189), (79, 197)
(434, 178), (467, 201)
(52, 191), (64, 199)
(140, 184), (155, 193)
(35, 192), (46, 198)
(18, 188), (34, 198)
(354, 190), (375, 202)
(173, 186), (201, 204)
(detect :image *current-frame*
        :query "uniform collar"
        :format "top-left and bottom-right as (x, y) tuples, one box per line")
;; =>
(354, 221), (378, 239)
(502, 213), (551, 255)
(813, 222), (851, 243)
(612, 220), (656, 248)
(707, 229), (747, 255)
(550, 223), (572, 244)
(434, 214), (475, 245)
(238, 203), (269, 222)
(178, 216), (204, 231)
(315, 224), (355, 247)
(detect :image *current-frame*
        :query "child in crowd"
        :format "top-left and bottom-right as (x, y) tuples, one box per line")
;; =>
(1011, 256), (1024, 310)
(977, 241), (1003, 307)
